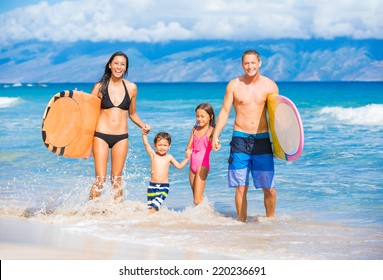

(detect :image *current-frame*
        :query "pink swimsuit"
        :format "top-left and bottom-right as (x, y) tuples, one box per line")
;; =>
(190, 128), (212, 174)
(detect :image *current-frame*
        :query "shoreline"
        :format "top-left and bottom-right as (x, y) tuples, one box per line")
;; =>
(0, 216), (227, 260)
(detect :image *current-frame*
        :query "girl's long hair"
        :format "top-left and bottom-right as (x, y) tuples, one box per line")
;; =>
(98, 51), (129, 96)
(195, 103), (216, 128)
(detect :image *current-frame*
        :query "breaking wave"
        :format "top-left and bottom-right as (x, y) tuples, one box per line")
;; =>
(0, 97), (21, 108)
(319, 104), (383, 126)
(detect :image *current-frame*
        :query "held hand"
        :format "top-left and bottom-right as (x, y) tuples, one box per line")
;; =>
(141, 126), (149, 135)
(185, 148), (192, 159)
(212, 138), (221, 151)
(142, 124), (151, 134)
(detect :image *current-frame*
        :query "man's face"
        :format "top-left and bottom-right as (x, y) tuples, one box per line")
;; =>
(242, 54), (262, 77)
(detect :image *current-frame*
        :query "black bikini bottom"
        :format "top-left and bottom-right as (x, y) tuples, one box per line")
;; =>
(94, 132), (129, 148)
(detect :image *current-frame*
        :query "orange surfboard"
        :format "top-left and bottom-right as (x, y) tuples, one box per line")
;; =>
(42, 90), (100, 158)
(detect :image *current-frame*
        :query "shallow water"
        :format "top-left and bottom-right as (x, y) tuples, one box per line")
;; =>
(0, 82), (382, 259)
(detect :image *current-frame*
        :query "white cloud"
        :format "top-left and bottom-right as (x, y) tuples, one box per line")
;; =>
(310, 0), (383, 39)
(0, 0), (382, 44)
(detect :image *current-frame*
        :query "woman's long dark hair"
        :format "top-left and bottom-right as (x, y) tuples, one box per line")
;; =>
(98, 51), (129, 96)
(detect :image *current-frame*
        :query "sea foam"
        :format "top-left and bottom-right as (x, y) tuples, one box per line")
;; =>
(0, 97), (21, 108)
(319, 104), (383, 126)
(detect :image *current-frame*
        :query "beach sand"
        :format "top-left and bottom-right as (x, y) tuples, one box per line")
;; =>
(0, 217), (226, 260)
(1, 218), (381, 280)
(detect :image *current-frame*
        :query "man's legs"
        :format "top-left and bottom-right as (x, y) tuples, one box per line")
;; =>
(263, 188), (277, 218)
(235, 186), (249, 222)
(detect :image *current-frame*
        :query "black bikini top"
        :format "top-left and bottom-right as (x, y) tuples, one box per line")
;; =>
(101, 80), (131, 111)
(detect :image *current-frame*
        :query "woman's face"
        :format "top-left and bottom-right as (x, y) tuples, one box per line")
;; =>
(109, 55), (127, 78)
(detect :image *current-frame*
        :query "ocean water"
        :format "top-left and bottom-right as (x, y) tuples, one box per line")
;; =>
(0, 81), (382, 260)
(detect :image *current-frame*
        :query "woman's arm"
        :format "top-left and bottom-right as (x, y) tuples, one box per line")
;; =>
(127, 81), (150, 132)
(90, 82), (101, 97)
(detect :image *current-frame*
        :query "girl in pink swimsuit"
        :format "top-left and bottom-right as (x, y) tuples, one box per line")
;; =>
(186, 103), (216, 205)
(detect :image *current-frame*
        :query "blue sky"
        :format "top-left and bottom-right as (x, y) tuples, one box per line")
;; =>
(1, 0), (382, 44)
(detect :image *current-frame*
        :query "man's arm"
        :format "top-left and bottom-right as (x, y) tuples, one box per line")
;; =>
(211, 80), (235, 151)
(266, 78), (279, 97)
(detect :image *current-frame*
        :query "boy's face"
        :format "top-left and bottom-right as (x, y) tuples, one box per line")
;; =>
(154, 139), (170, 155)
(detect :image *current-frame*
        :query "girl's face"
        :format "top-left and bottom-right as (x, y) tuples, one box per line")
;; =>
(154, 139), (170, 155)
(109, 55), (127, 78)
(195, 108), (211, 128)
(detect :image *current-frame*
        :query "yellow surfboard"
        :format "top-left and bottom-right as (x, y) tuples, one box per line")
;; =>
(267, 94), (304, 161)
(42, 90), (100, 158)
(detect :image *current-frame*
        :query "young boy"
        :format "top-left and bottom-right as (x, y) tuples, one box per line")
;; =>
(142, 130), (190, 214)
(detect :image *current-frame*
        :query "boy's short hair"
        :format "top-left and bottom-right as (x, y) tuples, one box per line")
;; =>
(154, 132), (171, 145)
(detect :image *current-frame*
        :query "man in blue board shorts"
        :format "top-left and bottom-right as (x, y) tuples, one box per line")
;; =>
(228, 131), (275, 189)
(212, 50), (278, 222)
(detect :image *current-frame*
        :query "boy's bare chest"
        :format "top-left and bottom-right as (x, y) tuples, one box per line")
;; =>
(153, 155), (170, 166)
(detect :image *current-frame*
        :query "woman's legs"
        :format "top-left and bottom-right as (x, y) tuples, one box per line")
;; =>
(89, 137), (109, 200)
(110, 138), (128, 201)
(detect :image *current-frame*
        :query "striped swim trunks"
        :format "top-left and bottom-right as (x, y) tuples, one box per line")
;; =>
(147, 182), (170, 210)
(228, 131), (275, 189)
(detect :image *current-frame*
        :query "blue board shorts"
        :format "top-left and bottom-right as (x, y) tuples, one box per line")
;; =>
(228, 131), (275, 189)
(147, 182), (170, 210)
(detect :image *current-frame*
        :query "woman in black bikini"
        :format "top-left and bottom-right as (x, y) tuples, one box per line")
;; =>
(89, 51), (150, 201)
